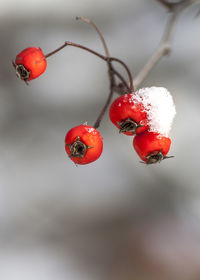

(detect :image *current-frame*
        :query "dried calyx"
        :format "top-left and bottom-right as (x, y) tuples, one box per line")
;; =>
(146, 150), (174, 164)
(118, 118), (142, 135)
(12, 61), (30, 83)
(66, 136), (93, 159)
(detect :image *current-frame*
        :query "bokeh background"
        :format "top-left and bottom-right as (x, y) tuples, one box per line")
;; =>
(1, 0), (200, 279)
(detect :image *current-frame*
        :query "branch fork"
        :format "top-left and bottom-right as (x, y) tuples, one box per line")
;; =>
(44, 0), (195, 129)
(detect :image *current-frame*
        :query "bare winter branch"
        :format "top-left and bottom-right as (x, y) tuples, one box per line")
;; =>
(133, 0), (199, 90)
(156, 0), (174, 11)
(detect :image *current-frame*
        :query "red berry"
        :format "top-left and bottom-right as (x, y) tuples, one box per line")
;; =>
(65, 125), (103, 165)
(13, 47), (47, 83)
(133, 131), (172, 164)
(109, 93), (149, 135)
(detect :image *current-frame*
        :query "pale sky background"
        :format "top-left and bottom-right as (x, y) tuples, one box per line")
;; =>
(0, 1), (200, 280)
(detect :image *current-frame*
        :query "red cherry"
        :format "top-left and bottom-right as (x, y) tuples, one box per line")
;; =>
(109, 93), (149, 136)
(133, 131), (172, 164)
(13, 47), (47, 83)
(65, 125), (103, 165)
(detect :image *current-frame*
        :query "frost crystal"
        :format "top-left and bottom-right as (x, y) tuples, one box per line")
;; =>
(134, 87), (176, 136)
(86, 127), (95, 133)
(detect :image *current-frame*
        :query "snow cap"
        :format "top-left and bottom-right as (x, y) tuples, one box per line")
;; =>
(134, 87), (176, 136)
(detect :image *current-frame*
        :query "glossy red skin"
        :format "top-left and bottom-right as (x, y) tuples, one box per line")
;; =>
(109, 93), (149, 135)
(15, 47), (47, 80)
(65, 125), (103, 165)
(133, 131), (171, 162)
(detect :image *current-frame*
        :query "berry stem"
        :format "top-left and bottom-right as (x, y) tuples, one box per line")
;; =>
(110, 57), (133, 92)
(45, 41), (105, 60)
(76, 16), (116, 129)
(76, 17), (133, 128)
(45, 18), (134, 129)
(76, 16), (110, 58)
(93, 87), (114, 129)
(92, 63), (115, 128)
(45, 41), (132, 92)
(76, 16), (133, 92)
(76, 17), (132, 90)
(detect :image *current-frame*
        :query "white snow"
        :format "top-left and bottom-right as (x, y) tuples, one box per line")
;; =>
(134, 87), (176, 136)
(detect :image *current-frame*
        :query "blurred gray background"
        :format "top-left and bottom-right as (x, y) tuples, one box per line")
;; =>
(1, 0), (200, 279)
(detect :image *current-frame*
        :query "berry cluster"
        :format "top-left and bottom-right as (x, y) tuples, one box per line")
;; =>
(12, 19), (176, 166)
(109, 87), (176, 164)
(63, 87), (176, 165)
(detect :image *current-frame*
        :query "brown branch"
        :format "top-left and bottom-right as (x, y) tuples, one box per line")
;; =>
(93, 87), (114, 129)
(76, 17), (115, 128)
(133, 0), (197, 90)
(45, 41), (105, 60)
(75, 17), (115, 128)
(156, 0), (174, 11)
(76, 16), (133, 92)
(75, 17), (133, 128)
(45, 40), (131, 88)
(156, 0), (199, 11)
(111, 67), (129, 91)
(76, 16), (110, 57)
(45, 18), (134, 129)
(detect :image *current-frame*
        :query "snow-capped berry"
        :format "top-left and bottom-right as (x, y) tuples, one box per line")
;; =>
(65, 125), (103, 165)
(134, 87), (176, 137)
(109, 87), (176, 137)
(133, 131), (172, 164)
(109, 93), (149, 135)
(13, 47), (47, 83)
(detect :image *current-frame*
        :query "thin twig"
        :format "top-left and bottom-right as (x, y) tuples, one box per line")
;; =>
(76, 16), (110, 57)
(110, 57), (134, 92)
(76, 16), (114, 128)
(156, 0), (174, 11)
(76, 16), (131, 89)
(133, 0), (196, 90)
(46, 41), (128, 92)
(45, 41), (131, 91)
(93, 87), (114, 129)
(76, 16), (131, 90)
(45, 41), (105, 60)
(75, 17), (134, 128)
(111, 67), (129, 91)
(76, 18), (134, 92)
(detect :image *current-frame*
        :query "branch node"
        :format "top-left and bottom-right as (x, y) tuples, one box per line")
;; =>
(163, 43), (171, 55)
(156, 0), (174, 11)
